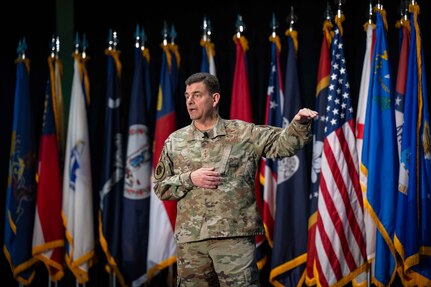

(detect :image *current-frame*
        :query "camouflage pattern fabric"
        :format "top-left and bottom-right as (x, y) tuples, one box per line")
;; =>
(154, 116), (312, 243)
(176, 237), (259, 287)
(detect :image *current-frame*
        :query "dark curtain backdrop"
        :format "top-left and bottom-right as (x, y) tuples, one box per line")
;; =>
(1, 0), (430, 286)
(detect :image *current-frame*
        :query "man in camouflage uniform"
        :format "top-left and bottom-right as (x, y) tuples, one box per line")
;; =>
(154, 72), (318, 286)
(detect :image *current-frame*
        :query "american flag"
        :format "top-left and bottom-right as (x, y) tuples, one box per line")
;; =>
(314, 25), (367, 287)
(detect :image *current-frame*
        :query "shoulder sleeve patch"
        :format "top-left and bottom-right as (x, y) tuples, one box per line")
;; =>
(154, 161), (166, 181)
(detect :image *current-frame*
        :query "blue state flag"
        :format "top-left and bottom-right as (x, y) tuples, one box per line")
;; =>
(121, 40), (152, 286)
(3, 43), (38, 285)
(395, 3), (431, 283)
(361, 10), (398, 286)
(99, 47), (126, 286)
(270, 30), (309, 286)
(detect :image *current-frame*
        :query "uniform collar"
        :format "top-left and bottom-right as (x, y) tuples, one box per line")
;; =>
(188, 116), (226, 141)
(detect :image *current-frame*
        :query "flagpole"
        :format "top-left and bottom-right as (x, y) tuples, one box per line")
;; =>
(367, 8), (373, 286)
(168, 264), (175, 287)
(167, 25), (176, 284)
(168, 23), (178, 287)
(367, 4), (374, 287)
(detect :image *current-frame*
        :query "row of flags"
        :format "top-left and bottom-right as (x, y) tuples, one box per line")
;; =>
(3, 44), (95, 285)
(227, 3), (431, 287)
(393, 2), (431, 283)
(3, 3), (431, 287)
(359, 4), (431, 286)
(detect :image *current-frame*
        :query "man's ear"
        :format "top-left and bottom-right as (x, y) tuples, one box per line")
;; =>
(213, 93), (220, 106)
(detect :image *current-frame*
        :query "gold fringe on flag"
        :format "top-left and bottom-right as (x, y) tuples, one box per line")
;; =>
(285, 29), (298, 56)
(200, 39), (216, 63)
(373, 6), (388, 32)
(395, 17), (410, 32)
(14, 57), (30, 71)
(232, 35), (249, 52)
(363, 22), (376, 32)
(268, 35), (281, 53)
(160, 44), (172, 70)
(141, 47), (151, 63)
(104, 49), (122, 78)
(334, 14), (345, 36)
(73, 53), (91, 106)
(169, 43), (181, 67)
(323, 20), (334, 48)
(47, 56), (65, 163)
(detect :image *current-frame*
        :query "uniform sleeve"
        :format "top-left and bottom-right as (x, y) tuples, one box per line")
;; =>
(153, 145), (194, 200)
(257, 120), (312, 158)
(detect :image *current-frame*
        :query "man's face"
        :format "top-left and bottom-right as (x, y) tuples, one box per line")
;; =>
(184, 82), (217, 121)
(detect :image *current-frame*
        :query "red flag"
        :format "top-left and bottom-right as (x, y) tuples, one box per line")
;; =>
(230, 36), (253, 122)
(229, 34), (267, 269)
(32, 59), (65, 281)
(147, 42), (179, 279)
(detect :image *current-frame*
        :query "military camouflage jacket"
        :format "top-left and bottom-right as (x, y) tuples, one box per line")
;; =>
(153, 117), (312, 243)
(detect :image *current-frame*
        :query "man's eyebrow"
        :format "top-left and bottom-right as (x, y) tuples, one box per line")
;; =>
(185, 90), (200, 97)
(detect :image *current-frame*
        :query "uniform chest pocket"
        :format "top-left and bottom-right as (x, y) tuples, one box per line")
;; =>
(180, 141), (233, 175)
(226, 153), (256, 184)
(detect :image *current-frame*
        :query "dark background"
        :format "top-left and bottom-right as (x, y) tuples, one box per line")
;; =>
(1, 0), (430, 286)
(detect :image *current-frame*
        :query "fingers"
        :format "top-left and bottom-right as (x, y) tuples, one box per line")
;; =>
(202, 171), (222, 189)
(191, 167), (222, 189)
(203, 176), (222, 189)
(300, 108), (318, 117)
(294, 108), (318, 122)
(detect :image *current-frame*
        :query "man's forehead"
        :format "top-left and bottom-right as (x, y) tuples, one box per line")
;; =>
(186, 82), (205, 93)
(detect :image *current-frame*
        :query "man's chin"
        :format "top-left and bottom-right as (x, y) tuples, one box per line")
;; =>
(188, 114), (198, 120)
